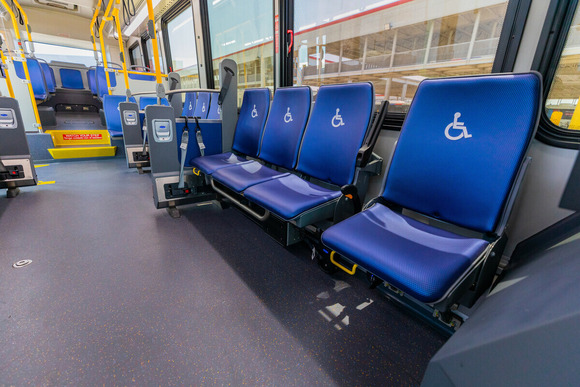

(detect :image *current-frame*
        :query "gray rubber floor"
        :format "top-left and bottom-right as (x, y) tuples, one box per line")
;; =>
(0, 158), (446, 385)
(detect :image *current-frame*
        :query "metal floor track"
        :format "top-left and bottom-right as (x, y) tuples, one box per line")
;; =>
(0, 158), (446, 385)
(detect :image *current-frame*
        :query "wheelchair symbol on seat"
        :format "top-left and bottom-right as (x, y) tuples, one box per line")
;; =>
(189, 102), (193, 111)
(217, 106), (221, 115)
(445, 112), (472, 141)
(251, 104), (258, 118)
(284, 107), (293, 123)
(202, 103), (206, 113)
(332, 108), (345, 128)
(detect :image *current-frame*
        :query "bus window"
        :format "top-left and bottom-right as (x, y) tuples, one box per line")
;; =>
(294, 0), (509, 109)
(163, 4), (200, 88)
(129, 43), (144, 68)
(545, 6), (580, 130)
(207, 0), (274, 102)
(32, 42), (102, 67)
(144, 36), (165, 73)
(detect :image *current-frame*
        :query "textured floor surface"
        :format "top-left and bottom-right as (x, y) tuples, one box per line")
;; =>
(0, 158), (446, 385)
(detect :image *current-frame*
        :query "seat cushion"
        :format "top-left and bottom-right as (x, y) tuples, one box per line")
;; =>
(321, 204), (489, 303)
(191, 152), (250, 175)
(243, 174), (341, 220)
(212, 161), (288, 193)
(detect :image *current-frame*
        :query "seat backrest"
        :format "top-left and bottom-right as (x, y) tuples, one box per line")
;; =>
(87, 69), (97, 95)
(14, 58), (48, 100)
(41, 63), (56, 92)
(207, 92), (221, 120)
(103, 94), (136, 136)
(139, 96), (170, 110)
(128, 73), (156, 81)
(231, 88), (270, 157)
(96, 66), (118, 98)
(59, 68), (84, 89)
(258, 86), (311, 170)
(182, 93), (196, 116)
(194, 92), (210, 119)
(382, 73), (542, 233)
(296, 82), (374, 187)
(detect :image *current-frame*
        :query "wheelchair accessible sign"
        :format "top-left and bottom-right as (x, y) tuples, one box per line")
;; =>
(445, 112), (472, 141)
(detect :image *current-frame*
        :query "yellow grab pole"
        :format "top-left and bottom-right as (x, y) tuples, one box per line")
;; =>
(0, 0), (42, 131)
(112, 4), (129, 90)
(0, 50), (15, 98)
(98, 0), (116, 95)
(145, 0), (162, 85)
(89, 0), (103, 59)
(10, 0), (32, 47)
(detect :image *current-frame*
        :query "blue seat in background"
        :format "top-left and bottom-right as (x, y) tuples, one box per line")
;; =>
(321, 73), (542, 306)
(96, 66), (118, 99)
(193, 92), (210, 119)
(243, 83), (374, 222)
(191, 88), (270, 175)
(139, 96), (170, 110)
(182, 93), (196, 117)
(87, 69), (97, 95)
(128, 73), (156, 81)
(40, 62), (56, 93)
(211, 86), (311, 193)
(14, 58), (48, 101)
(60, 68), (85, 89)
(207, 93), (221, 120)
(103, 94), (137, 137)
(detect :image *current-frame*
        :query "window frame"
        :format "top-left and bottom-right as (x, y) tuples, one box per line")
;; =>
(128, 41), (141, 67)
(532, 0), (580, 148)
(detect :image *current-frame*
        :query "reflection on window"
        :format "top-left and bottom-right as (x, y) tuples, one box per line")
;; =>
(166, 6), (199, 88)
(294, 0), (508, 110)
(129, 44), (144, 68)
(146, 37), (165, 74)
(545, 6), (580, 130)
(33, 42), (102, 67)
(208, 0), (274, 102)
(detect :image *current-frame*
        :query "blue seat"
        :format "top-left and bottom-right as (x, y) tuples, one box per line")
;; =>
(87, 69), (97, 95)
(40, 62), (56, 93)
(128, 73), (156, 81)
(243, 82), (374, 221)
(14, 58), (48, 101)
(212, 86), (311, 192)
(321, 73), (542, 305)
(191, 88), (270, 175)
(193, 92), (210, 119)
(139, 96), (170, 110)
(96, 66), (118, 99)
(182, 93), (196, 117)
(207, 93), (221, 120)
(176, 121), (223, 166)
(60, 68), (84, 89)
(103, 94), (136, 137)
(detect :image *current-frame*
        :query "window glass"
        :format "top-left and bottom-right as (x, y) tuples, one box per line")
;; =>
(207, 0), (274, 103)
(545, 7), (580, 130)
(166, 6), (199, 88)
(129, 44), (144, 68)
(294, 0), (508, 110)
(33, 42), (102, 67)
(145, 37), (165, 74)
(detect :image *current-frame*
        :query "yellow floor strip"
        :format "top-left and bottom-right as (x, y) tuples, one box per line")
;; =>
(34, 164), (50, 168)
(38, 181), (56, 185)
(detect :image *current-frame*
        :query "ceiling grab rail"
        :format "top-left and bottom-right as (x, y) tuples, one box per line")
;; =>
(0, 0), (42, 131)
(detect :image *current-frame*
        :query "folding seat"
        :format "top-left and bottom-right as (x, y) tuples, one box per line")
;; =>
(190, 88), (270, 175)
(182, 92), (196, 117)
(242, 82), (377, 228)
(321, 73), (542, 318)
(95, 66), (117, 99)
(210, 86), (311, 193)
(206, 92), (221, 120)
(139, 96), (170, 110)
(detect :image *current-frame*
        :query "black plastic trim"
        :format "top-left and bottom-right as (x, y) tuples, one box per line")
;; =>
(199, 0), (215, 89)
(278, 0), (293, 87)
(492, 0), (533, 73)
(532, 0), (580, 149)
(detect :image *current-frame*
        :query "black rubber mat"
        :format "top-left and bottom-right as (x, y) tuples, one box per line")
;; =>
(0, 159), (446, 385)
